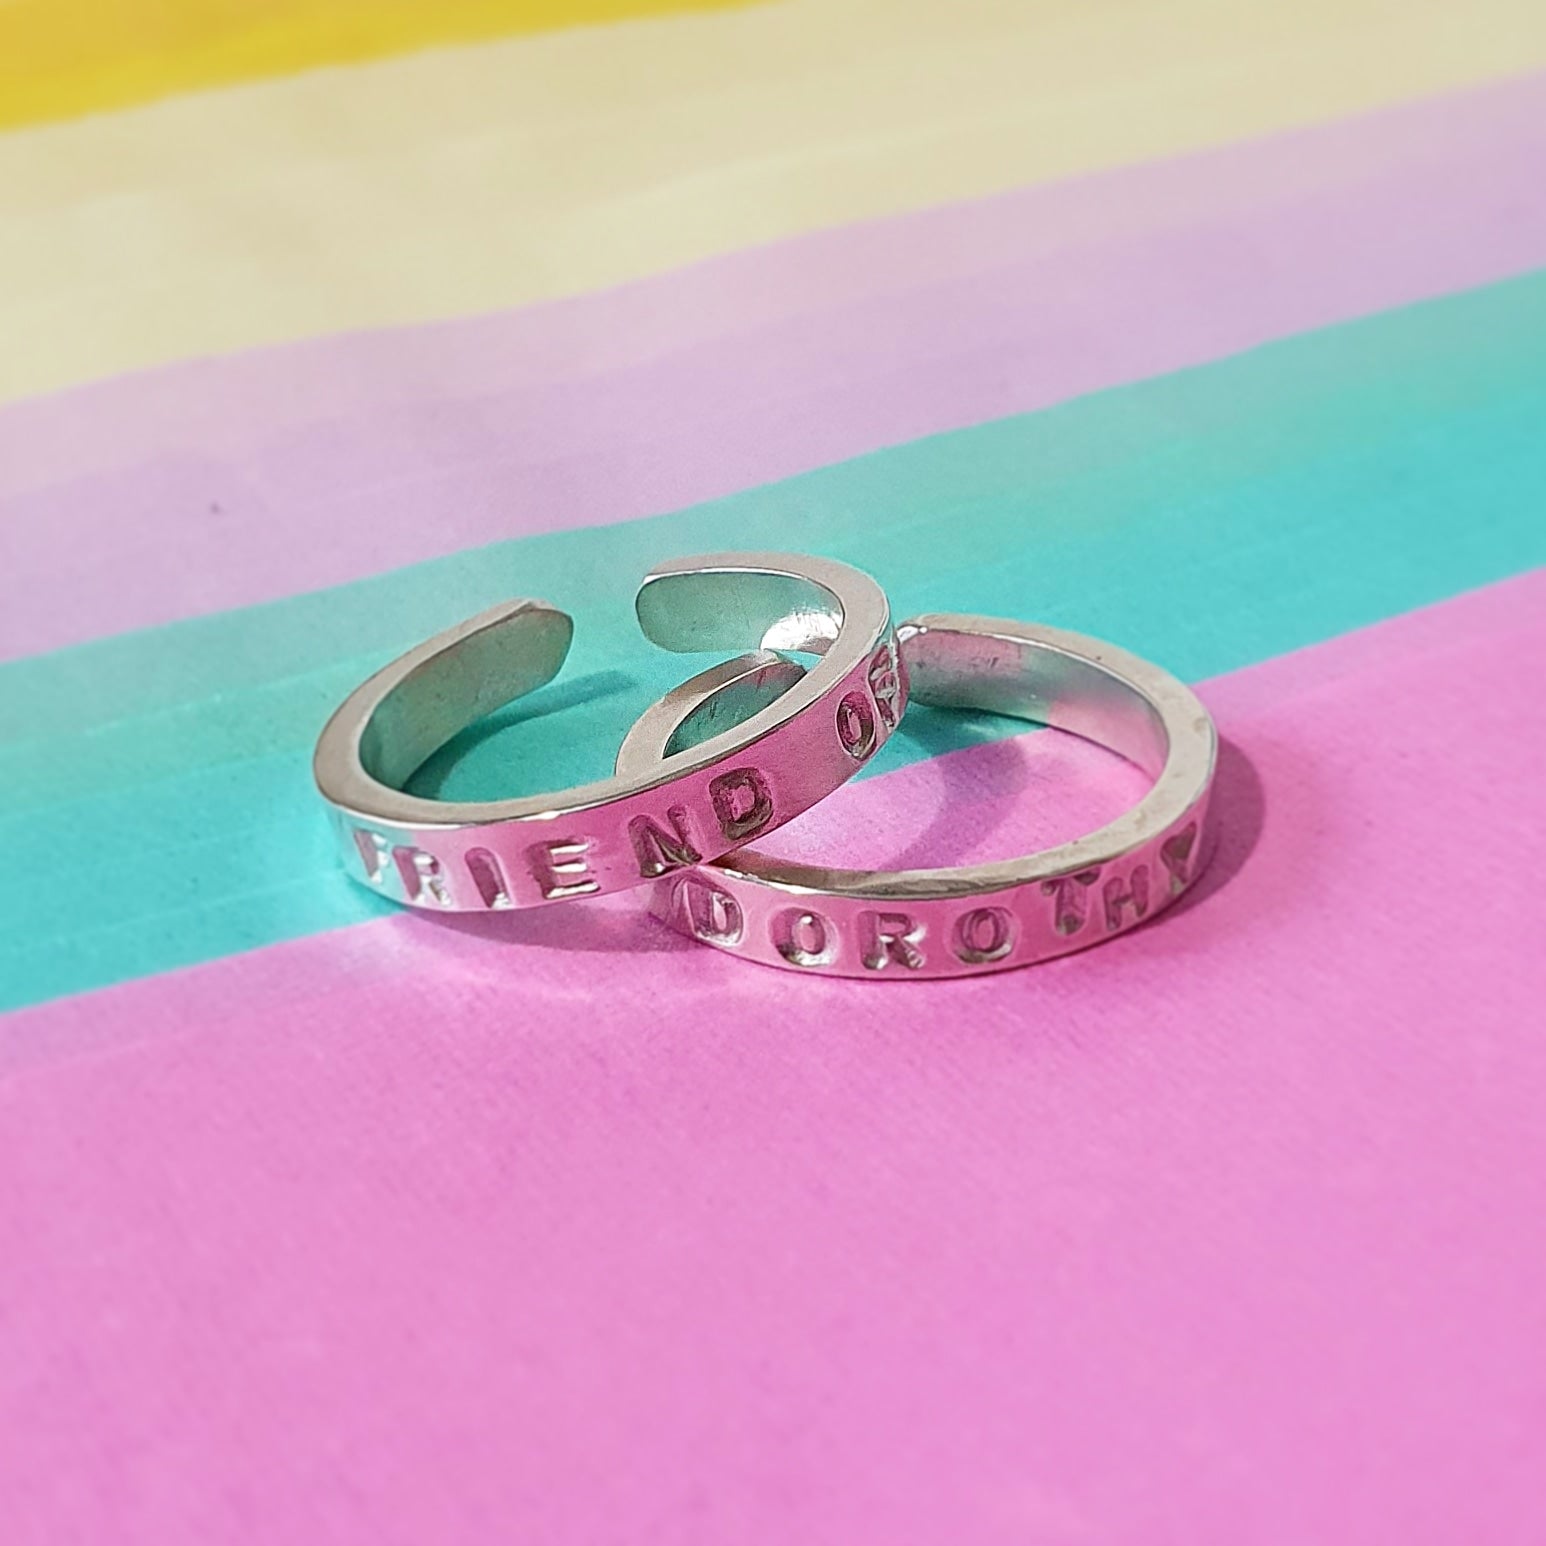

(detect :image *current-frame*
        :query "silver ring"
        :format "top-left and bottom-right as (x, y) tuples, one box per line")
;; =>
(314, 553), (906, 911)
(617, 614), (1217, 978)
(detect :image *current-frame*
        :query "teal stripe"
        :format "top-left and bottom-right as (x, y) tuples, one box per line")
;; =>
(3, 270), (1545, 1008)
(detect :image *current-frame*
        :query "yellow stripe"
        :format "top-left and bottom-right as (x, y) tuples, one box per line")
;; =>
(3, 0), (1543, 406)
(0, 0), (756, 130)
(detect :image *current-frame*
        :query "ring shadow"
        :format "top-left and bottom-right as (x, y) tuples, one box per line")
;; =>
(1163, 736), (1265, 919)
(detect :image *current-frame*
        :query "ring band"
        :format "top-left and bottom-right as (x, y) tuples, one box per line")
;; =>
(314, 553), (907, 912)
(617, 614), (1217, 978)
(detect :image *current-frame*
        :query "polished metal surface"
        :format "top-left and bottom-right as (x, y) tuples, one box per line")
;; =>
(618, 614), (1218, 978)
(314, 553), (906, 911)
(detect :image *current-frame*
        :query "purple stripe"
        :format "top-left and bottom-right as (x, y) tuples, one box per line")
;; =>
(4, 74), (1546, 660)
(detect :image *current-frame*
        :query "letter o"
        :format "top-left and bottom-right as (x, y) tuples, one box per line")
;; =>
(835, 690), (878, 761)
(773, 907), (837, 968)
(953, 905), (1016, 965)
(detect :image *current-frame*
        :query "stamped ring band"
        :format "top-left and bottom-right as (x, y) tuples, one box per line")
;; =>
(618, 614), (1217, 978)
(313, 553), (906, 912)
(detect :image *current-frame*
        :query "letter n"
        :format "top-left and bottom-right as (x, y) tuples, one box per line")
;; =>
(629, 807), (702, 878)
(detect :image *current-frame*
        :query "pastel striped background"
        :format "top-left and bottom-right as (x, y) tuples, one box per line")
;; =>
(2, 4), (1544, 1541)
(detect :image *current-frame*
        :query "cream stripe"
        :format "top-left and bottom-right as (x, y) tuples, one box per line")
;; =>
(3, 0), (1544, 403)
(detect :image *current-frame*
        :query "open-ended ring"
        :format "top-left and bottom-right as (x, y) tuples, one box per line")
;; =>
(313, 553), (906, 912)
(616, 614), (1217, 979)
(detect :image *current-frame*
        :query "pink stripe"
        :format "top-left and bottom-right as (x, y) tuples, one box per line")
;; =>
(5, 77), (1546, 659)
(3, 569), (1544, 1542)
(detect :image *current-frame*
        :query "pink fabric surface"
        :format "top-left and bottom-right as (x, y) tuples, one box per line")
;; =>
(5, 76), (1546, 659)
(4, 569), (1544, 1543)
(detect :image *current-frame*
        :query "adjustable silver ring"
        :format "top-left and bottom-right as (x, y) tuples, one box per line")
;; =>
(618, 614), (1217, 978)
(314, 553), (906, 912)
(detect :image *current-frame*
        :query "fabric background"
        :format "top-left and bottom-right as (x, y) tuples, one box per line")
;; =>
(2, 3), (1544, 1541)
